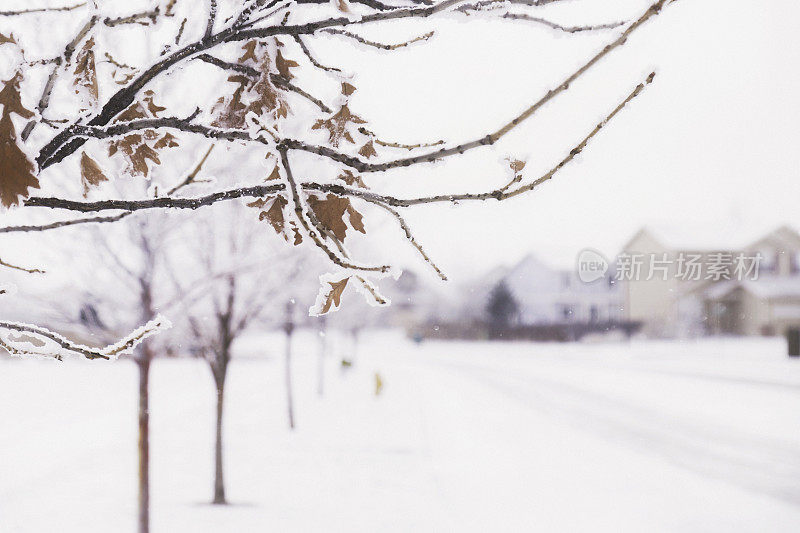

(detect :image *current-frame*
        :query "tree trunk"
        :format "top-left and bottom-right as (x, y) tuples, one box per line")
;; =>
(212, 370), (227, 505)
(317, 318), (326, 397)
(136, 353), (151, 533)
(285, 328), (295, 430)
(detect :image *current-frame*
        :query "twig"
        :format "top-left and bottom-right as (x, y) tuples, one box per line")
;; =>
(21, 15), (99, 141)
(293, 35), (341, 73)
(0, 258), (45, 274)
(358, 127), (444, 150)
(0, 2), (86, 16)
(104, 9), (160, 27)
(0, 212), (132, 234)
(500, 13), (625, 33)
(168, 144), (215, 195)
(206, 0), (218, 38)
(362, 198), (447, 280)
(321, 29), (435, 51)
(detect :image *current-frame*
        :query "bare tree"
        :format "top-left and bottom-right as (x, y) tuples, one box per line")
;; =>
(164, 201), (315, 504)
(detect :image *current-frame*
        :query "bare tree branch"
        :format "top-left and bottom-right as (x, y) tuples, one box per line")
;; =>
(321, 28), (435, 51)
(0, 2), (86, 16)
(206, 0), (218, 38)
(21, 15), (99, 141)
(0, 258), (45, 274)
(168, 144), (216, 195)
(293, 35), (342, 73)
(500, 13), (625, 33)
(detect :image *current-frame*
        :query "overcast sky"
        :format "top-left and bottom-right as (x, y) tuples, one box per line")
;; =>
(334, 0), (800, 279)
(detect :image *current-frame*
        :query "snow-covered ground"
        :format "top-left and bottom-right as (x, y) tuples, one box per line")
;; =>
(1, 332), (800, 532)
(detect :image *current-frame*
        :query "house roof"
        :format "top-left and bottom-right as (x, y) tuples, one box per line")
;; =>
(624, 224), (800, 253)
(705, 277), (800, 300)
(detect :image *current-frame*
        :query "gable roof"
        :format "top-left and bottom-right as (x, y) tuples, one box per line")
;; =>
(705, 277), (800, 300)
(624, 224), (800, 253)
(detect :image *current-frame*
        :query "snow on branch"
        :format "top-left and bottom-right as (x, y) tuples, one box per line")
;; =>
(0, 315), (171, 360)
(0, 3), (86, 17)
(321, 29), (435, 50)
(0, 0), (678, 318)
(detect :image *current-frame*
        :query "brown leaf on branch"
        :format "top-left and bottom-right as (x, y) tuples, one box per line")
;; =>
(0, 33), (16, 45)
(0, 72), (34, 120)
(211, 75), (249, 129)
(108, 133), (161, 177)
(79, 151), (109, 196)
(341, 82), (356, 96)
(116, 102), (148, 122)
(311, 105), (366, 147)
(143, 90), (166, 116)
(338, 170), (368, 189)
(108, 95), (177, 177)
(248, 195), (302, 245)
(73, 37), (98, 105)
(0, 73), (39, 208)
(336, 0), (350, 13)
(358, 140), (377, 159)
(153, 132), (179, 149)
(213, 41), (287, 128)
(321, 277), (349, 314)
(266, 164), (281, 181)
(346, 203), (366, 234)
(238, 41), (258, 64)
(308, 193), (367, 241)
(509, 159), (526, 173)
(275, 49), (299, 81)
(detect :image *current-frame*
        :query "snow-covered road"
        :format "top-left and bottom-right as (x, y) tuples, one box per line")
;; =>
(1, 333), (799, 532)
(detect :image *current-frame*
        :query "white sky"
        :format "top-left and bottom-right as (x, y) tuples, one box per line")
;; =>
(330, 0), (800, 278)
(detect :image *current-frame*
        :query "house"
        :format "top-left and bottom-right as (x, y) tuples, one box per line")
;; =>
(621, 225), (800, 337)
(501, 253), (624, 326)
(702, 278), (800, 336)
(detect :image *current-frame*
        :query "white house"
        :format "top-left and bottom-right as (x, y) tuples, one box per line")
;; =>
(502, 253), (624, 326)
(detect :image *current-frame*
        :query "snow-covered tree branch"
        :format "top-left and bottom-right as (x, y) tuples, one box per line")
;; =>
(1, 0), (678, 357)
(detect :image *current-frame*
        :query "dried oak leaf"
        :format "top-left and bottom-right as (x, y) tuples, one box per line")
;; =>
(509, 159), (526, 174)
(248, 195), (300, 244)
(211, 75), (249, 129)
(108, 133), (161, 177)
(341, 82), (357, 96)
(275, 49), (299, 81)
(116, 102), (148, 121)
(213, 42), (287, 127)
(0, 72), (33, 120)
(358, 140), (377, 159)
(266, 164), (280, 181)
(108, 96), (177, 177)
(79, 151), (109, 196)
(311, 105), (366, 147)
(338, 170), (368, 189)
(73, 37), (98, 105)
(153, 132), (179, 149)
(143, 90), (166, 116)
(238, 41), (258, 64)
(0, 73), (39, 208)
(0, 33), (16, 45)
(321, 278), (349, 314)
(308, 194), (366, 242)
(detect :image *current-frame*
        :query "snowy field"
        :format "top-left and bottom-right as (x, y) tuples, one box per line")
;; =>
(1, 332), (800, 532)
